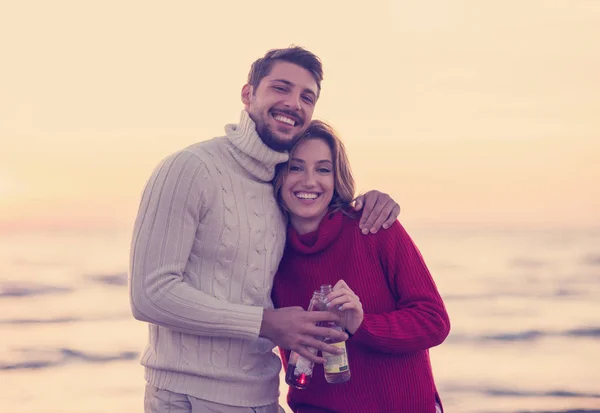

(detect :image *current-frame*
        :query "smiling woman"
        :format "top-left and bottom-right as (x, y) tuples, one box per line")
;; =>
(281, 138), (335, 234)
(273, 120), (357, 235)
(271, 119), (449, 413)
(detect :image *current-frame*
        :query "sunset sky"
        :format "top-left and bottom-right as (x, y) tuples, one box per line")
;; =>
(1, 0), (599, 231)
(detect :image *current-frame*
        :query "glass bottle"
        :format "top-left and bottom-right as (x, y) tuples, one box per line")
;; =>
(285, 291), (321, 389)
(319, 284), (351, 384)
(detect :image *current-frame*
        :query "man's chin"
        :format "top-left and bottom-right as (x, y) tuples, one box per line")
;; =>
(265, 138), (294, 152)
(256, 122), (304, 151)
(262, 133), (299, 152)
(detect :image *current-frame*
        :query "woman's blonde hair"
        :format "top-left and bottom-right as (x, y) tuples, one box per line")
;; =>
(273, 120), (356, 214)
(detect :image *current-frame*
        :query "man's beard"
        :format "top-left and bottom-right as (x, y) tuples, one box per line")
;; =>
(255, 119), (302, 152)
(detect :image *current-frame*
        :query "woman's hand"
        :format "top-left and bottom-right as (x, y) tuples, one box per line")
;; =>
(324, 280), (364, 335)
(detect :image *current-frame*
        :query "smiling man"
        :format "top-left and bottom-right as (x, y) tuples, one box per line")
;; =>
(129, 46), (400, 413)
(242, 60), (317, 151)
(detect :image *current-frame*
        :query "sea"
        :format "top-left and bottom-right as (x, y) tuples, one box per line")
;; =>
(1, 226), (599, 413)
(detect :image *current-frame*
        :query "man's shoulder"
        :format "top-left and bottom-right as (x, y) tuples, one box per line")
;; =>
(157, 136), (230, 173)
(150, 137), (227, 183)
(180, 136), (227, 161)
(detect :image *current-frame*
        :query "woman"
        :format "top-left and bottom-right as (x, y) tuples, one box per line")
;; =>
(271, 120), (450, 413)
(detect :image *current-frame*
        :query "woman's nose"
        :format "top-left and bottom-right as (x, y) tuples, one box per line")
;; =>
(302, 171), (317, 186)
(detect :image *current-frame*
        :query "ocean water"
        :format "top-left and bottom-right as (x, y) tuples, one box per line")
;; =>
(1, 227), (599, 413)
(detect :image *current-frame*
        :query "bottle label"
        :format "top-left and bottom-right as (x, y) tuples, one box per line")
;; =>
(323, 342), (349, 373)
(290, 347), (316, 376)
(295, 355), (314, 376)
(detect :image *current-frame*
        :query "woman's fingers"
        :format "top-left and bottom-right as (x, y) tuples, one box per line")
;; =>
(327, 296), (356, 308)
(325, 288), (359, 302)
(327, 280), (362, 314)
(339, 302), (361, 311)
(333, 279), (349, 289)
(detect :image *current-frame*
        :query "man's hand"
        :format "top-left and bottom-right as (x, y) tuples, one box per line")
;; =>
(354, 190), (400, 234)
(260, 307), (349, 363)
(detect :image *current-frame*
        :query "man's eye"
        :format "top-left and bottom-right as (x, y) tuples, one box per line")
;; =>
(302, 95), (315, 104)
(273, 86), (287, 92)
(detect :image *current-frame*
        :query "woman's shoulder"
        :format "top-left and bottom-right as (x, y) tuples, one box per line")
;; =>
(355, 216), (411, 250)
(337, 209), (406, 244)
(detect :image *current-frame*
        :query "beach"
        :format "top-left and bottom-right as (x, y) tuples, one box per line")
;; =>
(2, 227), (599, 412)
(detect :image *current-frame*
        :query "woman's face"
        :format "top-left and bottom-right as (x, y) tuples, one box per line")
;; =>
(281, 138), (335, 233)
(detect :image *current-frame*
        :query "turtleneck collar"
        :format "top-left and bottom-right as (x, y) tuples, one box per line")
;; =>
(224, 110), (289, 182)
(287, 210), (345, 255)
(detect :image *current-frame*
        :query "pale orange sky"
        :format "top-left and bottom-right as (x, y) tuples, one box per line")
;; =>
(1, 0), (599, 231)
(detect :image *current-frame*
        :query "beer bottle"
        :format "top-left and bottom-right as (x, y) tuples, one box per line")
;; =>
(319, 284), (351, 384)
(285, 291), (321, 389)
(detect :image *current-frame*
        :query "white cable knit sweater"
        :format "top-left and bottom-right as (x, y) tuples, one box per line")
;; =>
(129, 110), (289, 406)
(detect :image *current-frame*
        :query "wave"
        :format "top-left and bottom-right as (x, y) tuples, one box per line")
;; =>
(0, 273), (128, 299)
(441, 384), (600, 413)
(0, 348), (139, 371)
(85, 272), (128, 287)
(448, 326), (600, 343)
(443, 288), (584, 301)
(0, 317), (80, 325)
(512, 410), (600, 413)
(0, 283), (71, 298)
(0, 314), (129, 325)
(582, 254), (600, 266)
(443, 384), (600, 399)
(510, 257), (547, 268)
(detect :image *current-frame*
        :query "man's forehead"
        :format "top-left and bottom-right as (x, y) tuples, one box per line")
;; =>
(263, 61), (318, 94)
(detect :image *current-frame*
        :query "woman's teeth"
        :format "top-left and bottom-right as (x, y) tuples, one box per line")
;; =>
(296, 192), (318, 200)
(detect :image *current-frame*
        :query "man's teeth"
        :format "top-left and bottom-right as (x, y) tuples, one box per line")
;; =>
(296, 192), (318, 200)
(274, 114), (296, 126)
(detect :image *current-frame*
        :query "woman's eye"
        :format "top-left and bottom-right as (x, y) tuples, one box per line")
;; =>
(289, 165), (302, 172)
(317, 168), (332, 173)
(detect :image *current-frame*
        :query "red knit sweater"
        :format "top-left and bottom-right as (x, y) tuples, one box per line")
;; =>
(272, 211), (450, 413)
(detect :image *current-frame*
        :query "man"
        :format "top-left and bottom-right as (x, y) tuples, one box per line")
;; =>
(130, 46), (400, 413)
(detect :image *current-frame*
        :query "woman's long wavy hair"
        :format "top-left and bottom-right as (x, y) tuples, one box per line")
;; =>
(273, 120), (356, 216)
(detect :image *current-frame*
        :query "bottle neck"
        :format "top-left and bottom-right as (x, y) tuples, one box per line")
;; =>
(320, 284), (332, 296)
(308, 291), (321, 311)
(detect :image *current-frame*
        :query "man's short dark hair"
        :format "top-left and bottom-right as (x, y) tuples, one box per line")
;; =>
(247, 46), (323, 96)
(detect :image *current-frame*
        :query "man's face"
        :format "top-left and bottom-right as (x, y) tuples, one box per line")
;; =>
(242, 61), (319, 151)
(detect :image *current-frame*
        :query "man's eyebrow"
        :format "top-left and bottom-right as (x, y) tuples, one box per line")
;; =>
(271, 79), (293, 86)
(271, 79), (318, 97)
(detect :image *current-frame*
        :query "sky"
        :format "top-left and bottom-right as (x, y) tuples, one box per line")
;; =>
(1, 0), (599, 231)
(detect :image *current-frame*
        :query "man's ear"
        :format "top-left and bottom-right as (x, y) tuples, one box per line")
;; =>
(241, 84), (253, 108)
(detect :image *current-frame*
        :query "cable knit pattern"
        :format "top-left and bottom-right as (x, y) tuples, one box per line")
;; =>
(129, 111), (289, 407)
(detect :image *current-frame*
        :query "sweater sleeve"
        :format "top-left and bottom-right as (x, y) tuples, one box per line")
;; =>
(351, 221), (450, 353)
(129, 150), (263, 339)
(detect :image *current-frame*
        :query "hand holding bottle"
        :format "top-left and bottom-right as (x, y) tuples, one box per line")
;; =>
(260, 307), (348, 363)
(323, 280), (364, 335)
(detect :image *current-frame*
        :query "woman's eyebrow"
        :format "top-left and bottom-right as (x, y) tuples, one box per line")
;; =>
(290, 158), (332, 164)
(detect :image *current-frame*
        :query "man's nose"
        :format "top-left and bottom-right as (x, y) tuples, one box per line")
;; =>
(284, 92), (302, 111)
